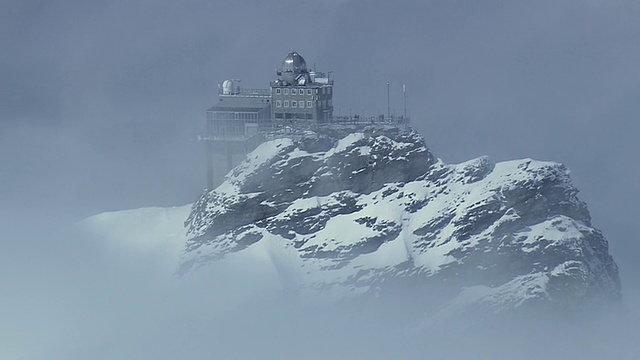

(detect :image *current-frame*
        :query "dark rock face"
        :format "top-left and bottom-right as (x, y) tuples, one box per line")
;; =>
(182, 126), (621, 312)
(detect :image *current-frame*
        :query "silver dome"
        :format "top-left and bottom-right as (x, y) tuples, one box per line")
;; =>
(281, 51), (307, 85)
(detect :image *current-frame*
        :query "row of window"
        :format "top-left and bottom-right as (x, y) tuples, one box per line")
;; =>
(274, 113), (314, 120)
(275, 99), (333, 108)
(209, 119), (246, 135)
(276, 88), (312, 96)
(276, 100), (314, 108)
(209, 111), (259, 121)
(275, 87), (332, 96)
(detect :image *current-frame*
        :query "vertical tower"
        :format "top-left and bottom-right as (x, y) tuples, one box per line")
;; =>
(270, 52), (333, 129)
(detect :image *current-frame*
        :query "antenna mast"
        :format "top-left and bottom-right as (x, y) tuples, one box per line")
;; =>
(387, 82), (390, 119)
(403, 84), (407, 120)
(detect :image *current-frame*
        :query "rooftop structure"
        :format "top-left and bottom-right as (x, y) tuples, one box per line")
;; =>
(270, 52), (334, 127)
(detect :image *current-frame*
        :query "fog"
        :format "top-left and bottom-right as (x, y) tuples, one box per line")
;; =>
(3, 218), (640, 359)
(2, 0), (640, 358)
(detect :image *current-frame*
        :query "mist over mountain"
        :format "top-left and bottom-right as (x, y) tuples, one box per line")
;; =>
(3, 0), (640, 358)
(73, 125), (634, 359)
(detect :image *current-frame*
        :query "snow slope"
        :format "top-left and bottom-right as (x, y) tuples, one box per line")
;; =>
(79, 205), (191, 274)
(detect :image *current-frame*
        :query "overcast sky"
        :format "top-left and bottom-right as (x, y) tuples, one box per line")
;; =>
(2, 0), (640, 355)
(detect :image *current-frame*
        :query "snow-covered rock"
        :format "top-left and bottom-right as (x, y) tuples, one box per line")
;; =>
(182, 126), (621, 312)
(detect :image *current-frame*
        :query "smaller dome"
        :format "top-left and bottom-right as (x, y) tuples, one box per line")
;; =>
(281, 51), (308, 84)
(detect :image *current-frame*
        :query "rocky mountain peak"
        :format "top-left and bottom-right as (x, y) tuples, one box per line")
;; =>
(182, 125), (620, 313)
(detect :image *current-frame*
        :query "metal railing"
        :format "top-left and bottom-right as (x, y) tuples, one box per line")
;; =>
(218, 88), (271, 97)
(202, 115), (411, 142)
(199, 134), (255, 142)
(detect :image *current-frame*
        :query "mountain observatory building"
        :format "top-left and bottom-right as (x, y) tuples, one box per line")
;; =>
(205, 51), (334, 187)
(205, 51), (407, 188)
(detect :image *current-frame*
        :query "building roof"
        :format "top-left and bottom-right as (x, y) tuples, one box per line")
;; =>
(207, 106), (270, 113)
(207, 96), (271, 112)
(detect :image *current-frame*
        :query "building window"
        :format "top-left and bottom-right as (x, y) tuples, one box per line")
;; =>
(292, 100), (297, 108)
(307, 89), (312, 95)
(328, 99), (332, 106)
(307, 100), (313, 108)
(299, 89), (304, 95)
(328, 87), (332, 95)
(284, 100), (289, 107)
(276, 88), (281, 95)
(276, 100), (282, 107)
(299, 101), (304, 109)
(284, 88), (289, 95)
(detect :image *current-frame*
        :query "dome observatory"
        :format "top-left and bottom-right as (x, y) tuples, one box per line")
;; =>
(279, 51), (310, 85)
(270, 51), (334, 124)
